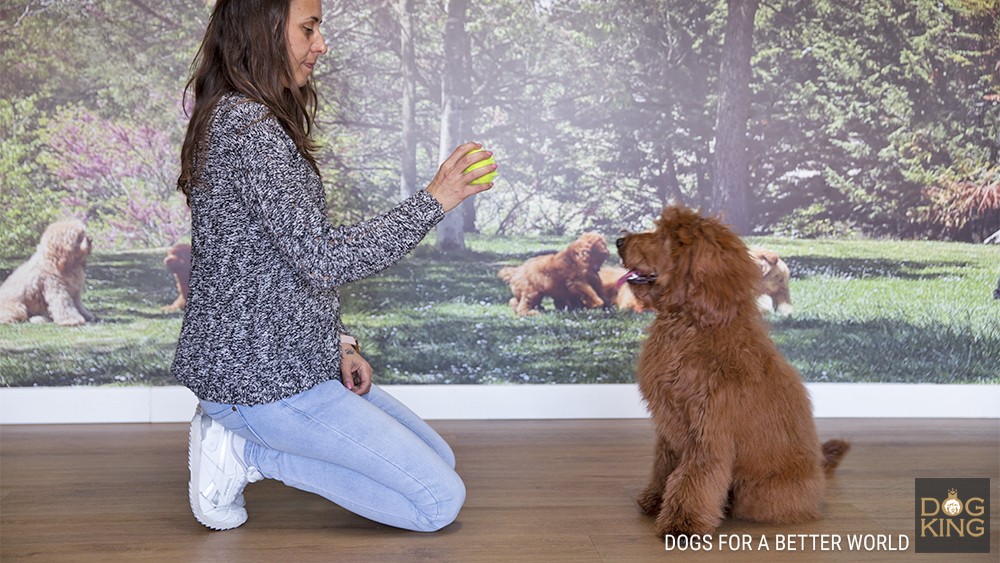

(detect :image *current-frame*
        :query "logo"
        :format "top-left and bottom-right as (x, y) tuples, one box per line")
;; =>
(941, 489), (962, 517)
(915, 478), (990, 553)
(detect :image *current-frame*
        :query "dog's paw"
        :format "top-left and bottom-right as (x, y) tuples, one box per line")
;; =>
(636, 488), (664, 517)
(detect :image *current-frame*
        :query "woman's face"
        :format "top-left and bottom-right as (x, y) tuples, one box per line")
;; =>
(286, 0), (327, 88)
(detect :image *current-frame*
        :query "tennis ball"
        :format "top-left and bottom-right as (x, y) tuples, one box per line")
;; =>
(463, 148), (497, 185)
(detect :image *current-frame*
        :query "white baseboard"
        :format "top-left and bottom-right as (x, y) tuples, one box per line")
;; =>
(0, 383), (997, 424)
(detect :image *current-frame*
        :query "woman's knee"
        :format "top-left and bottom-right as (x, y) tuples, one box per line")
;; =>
(417, 471), (466, 532)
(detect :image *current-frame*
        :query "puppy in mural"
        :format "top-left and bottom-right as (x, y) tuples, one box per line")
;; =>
(162, 242), (192, 312)
(598, 266), (648, 312)
(498, 232), (609, 316)
(0, 219), (95, 326)
(616, 206), (848, 537)
(749, 247), (793, 315)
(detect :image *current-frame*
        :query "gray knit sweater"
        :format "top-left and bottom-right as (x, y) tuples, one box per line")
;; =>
(172, 94), (444, 405)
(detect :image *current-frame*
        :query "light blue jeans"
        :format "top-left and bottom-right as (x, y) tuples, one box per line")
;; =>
(199, 380), (465, 532)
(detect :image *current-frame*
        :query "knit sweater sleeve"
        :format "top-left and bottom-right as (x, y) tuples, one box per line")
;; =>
(226, 108), (445, 291)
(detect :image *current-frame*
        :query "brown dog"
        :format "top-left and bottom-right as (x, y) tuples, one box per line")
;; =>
(0, 219), (94, 325)
(498, 232), (609, 316)
(597, 266), (648, 312)
(749, 248), (792, 315)
(162, 243), (192, 312)
(616, 206), (847, 537)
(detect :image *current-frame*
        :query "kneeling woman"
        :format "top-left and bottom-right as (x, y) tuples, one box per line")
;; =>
(173, 0), (497, 532)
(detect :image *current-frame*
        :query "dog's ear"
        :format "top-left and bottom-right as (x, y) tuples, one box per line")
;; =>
(753, 249), (778, 266)
(39, 223), (70, 271)
(566, 238), (586, 266)
(49, 222), (88, 273)
(588, 235), (610, 266)
(675, 218), (760, 328)
(570, 234), (597, 267)
(650, 206), (691, 309)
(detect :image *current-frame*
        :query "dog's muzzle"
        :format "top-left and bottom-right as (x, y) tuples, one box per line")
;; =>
(618, 269), (657, 288)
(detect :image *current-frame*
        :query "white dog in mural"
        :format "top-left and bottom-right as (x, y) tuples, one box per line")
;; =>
(0, 219), (95, 326)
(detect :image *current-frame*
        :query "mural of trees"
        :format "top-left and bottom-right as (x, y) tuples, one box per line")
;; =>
(1, 0), (997, 257)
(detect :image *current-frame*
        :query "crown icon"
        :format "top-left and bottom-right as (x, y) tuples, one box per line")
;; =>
(942, 488), (963, 516)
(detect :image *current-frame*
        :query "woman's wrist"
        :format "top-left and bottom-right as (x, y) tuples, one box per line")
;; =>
(340, 334), (360, 354)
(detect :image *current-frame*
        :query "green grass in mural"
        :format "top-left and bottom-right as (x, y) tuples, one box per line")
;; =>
(0, 250), (183, 386)
(746, 239), (999, 384)
(0, 237), (997, 386)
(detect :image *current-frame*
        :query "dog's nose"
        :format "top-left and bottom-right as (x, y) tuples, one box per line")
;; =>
(615, 237), (625, 249)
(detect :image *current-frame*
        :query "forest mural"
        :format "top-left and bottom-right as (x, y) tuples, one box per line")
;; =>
(1, 0), (997, 387)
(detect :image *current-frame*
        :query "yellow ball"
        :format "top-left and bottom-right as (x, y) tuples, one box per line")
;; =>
(463, 148), (497, 185)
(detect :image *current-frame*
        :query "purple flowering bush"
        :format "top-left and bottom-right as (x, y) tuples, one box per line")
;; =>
(38, 104), (188, 250)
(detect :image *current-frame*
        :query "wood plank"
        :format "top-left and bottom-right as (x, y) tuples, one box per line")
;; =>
(1, 419), (997, 562)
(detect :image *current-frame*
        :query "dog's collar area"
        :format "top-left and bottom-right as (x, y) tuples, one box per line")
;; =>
(618, 269), (657, 287)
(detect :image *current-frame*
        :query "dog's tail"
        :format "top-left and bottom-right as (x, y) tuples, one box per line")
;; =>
(821, 439), (850, 477)
(498, 266), (516, 282)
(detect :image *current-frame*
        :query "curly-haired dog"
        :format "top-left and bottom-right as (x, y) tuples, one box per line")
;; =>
(162, 243), (192, 312)
(498, 232), (609, 316)
(616, 206), (848, 537)
(749, 248), (792, 315)
(0, 219), (94, 326)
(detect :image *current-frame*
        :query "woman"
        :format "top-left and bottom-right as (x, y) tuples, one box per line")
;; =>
(172, 0), (496, 532)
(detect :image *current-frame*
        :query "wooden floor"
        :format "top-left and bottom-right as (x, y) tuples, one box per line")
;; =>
(2, 418), (997, 562)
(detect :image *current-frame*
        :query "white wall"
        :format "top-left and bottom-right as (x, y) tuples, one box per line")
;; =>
(1, 383), (998, 424)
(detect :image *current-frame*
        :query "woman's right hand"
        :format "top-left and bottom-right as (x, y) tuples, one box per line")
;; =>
(425, 142), (497, 212)
(340, 346), (373, 396)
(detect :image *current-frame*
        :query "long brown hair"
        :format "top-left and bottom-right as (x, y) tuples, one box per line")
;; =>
(178, 0), (321, 201)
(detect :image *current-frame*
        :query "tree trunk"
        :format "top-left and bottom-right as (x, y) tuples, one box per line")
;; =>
(397, 0), (417, 200)
(655, 137), (684, 207)
(463, 188), (478, 233)
(436, 0), (471, 252)
(710, 0), (758, 234)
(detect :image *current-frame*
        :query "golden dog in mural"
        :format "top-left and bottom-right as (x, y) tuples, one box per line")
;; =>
(498, 232), (609, 316)
(0, 219), (95, 326)
(162, 242), (192, 312)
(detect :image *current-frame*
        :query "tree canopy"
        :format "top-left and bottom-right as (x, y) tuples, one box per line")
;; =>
(1, 0), (996, 256)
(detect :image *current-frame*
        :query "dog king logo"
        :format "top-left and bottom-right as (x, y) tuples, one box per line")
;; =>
(915, 478), (990, 553)
(942, 489), (963, 516)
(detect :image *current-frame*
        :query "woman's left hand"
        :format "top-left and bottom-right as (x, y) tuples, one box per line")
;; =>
(340, 347), (373, 396)
(425, 142), (497, 212)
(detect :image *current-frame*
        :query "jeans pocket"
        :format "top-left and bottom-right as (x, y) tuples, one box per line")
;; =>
(200, 401), (249, 432)
(231, 405), (271, 448)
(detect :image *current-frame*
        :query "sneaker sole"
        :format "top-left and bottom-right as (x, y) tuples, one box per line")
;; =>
(188, 405), (247, 531)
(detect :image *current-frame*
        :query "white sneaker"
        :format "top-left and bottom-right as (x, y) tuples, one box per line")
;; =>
(188, 405), (262, 530)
